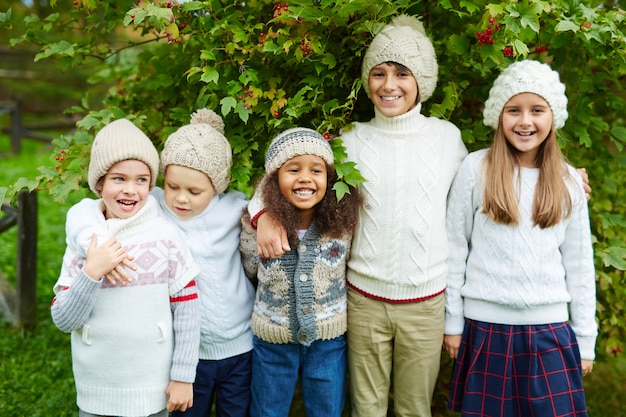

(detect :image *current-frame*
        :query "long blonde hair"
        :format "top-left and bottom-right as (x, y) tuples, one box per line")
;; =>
(482, 122), (572, 228)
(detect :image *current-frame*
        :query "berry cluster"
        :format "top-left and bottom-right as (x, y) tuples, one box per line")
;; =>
(54, 149), (68, 171)
(323, 132), (333, 141)
(476, 18), (500, 45)
(534, 44), (549, 54)
(238, 90), (256, 109)
(273, 3), (289, 19)
(502, 46), (514, 57)
(299, 40), (313, 57)
(258, 32), (266, 47)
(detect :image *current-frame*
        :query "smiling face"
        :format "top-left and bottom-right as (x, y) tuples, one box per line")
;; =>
(277, 154), (328, 228)
(163, 164), (216, 219)
(368, 62), (419, 117)
(96, 159), (151, 220)
(501, 92), (554, 167)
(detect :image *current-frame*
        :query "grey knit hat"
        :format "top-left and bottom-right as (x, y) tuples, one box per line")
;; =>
(87, 118), (159, 195)
(265, 128), (334, 174)
(483, 60), (568, 130)
(361, 14), (438, 103)
(161, 109), (232, 194)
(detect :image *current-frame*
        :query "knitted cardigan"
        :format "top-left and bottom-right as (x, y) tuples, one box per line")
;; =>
(152, 187), (255, 360)
(239, 215), (350, 346)
(444, 149), (597, 360)
(340, 104), (468, 301)
(51, 196), (200, 416)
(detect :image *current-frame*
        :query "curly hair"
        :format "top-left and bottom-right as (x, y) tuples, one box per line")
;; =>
(261, 165), (363, 245)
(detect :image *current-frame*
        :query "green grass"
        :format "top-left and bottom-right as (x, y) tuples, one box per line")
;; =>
(1, 136), (625, 416)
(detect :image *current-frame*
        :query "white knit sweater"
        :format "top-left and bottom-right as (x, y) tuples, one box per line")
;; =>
(152, 188), (255, 360)
(340, 104), (468, 301)
(444, 149), (597, 360)
(52, 196), (200, 416)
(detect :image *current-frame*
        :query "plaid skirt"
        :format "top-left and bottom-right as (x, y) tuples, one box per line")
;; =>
(448, 319), (588, 417)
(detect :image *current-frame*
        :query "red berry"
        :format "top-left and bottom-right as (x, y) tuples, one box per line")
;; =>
(55, 165), (60, 170)
(273, 111), (279, 117)
(130, 14), (135, 18)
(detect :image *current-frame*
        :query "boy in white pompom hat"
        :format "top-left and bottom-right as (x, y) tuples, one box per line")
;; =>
(151, 109), (255, 417)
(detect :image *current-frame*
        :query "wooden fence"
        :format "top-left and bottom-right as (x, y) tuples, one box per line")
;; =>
(0, 190), (38, 329)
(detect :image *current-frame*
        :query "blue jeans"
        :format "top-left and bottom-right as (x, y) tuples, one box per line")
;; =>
(172, 351), (252, 417)
(250, 335), (347, 417)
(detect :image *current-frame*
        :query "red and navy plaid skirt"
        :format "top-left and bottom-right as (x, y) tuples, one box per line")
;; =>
(448, 319), (588, 417)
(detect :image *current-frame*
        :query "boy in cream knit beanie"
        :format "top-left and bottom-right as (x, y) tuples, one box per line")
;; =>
(87, 118), (160, 196)
(151, 109), (256, 417)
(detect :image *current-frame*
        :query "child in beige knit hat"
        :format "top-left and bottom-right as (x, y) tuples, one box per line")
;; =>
(151, 109), (256, 417)
(52, 118), (201, 417)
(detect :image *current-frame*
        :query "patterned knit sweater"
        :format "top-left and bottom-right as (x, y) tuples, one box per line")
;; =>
(444, 149), (597, 360)
(239, 215), (350, 346)
(51, 196), (200, 416)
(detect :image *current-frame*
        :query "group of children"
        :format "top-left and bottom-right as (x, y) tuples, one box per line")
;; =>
(51, 12), (596, 417)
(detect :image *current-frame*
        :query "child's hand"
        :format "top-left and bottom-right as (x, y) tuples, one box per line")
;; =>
(83, 234), (133, 283)
(166, 380), (193, 412)
(576, 167), (591, 201)
(443, 334), (462, 360)
(103, 255), (137, 286)
(581, 359), (594, 376)
(256, 212), (290, 258)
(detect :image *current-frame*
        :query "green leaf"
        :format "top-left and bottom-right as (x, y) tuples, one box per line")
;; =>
(0, 8), (12, 23)
(35, 40), (74, 61)
(220, 96), (237, 116)
(200, 66), (220, 84)
(332, 181), (350, 201)
(555, 20), (580, 33)
(182, 1), (205, 12)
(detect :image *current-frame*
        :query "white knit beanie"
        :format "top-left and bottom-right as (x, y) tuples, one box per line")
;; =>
(265, 128), (334, 174)
(161, 109), (232, 194)
(483, 60), (568, 129)
(361, 14), (438, 103)
(87, 118), (159, 195)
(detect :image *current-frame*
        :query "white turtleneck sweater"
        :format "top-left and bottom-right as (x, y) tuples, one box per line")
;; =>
(341, 104), (468, 301)
(444, 149), (597, 360)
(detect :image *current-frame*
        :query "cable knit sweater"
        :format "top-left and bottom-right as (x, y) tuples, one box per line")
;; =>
(444, 149), (597, 360)
(239, 216), (350, 346)
(340, 104), (468, 301)
(152, 187), (255, 360)
(51, 196), (200, 416)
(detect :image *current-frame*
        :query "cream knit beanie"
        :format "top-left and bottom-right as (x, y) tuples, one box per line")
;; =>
(361, 14), (438, 103)
(483, 60), (568, 129)
(87, 118), (159, 195)
(265, 128), (334, 174)
(161, 109), (232, 194)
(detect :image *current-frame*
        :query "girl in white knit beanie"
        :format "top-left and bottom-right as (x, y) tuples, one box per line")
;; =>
(444, 60), (596, 417)
(51, 118), (201, 417)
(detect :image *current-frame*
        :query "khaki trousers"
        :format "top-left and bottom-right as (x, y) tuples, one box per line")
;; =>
(347, 289), (445, 417)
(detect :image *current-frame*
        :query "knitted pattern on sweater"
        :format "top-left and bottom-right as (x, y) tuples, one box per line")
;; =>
(444, 149), (597, 359)
(240, 217), (350, 346)
(340, 104), (467, 301)
(51, 196), (200, 416)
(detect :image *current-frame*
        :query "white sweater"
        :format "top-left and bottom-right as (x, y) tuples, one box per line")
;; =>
(340, 104), (467, 301)
(152, 188), (255, 360)
(51, 196), (200, 416)
(444, 149), (597, 360)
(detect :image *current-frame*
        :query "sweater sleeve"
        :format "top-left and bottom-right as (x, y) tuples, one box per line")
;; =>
(561, 171), (597, 360)
(239, 212), (259, 283)
(444, 154), (479, 335)
(169, 281), (200, 383)
(51, 263), (101, 333)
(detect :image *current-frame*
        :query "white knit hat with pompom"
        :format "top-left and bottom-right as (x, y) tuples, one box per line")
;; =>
(161, 109), (232, 194)
(483, 60), (568, 130)
(361, 14), (438, 103)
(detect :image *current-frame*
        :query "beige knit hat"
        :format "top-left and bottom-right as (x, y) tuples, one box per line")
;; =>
(361, 14), (438, 103)
(161, 109), (232, 194)
(265, 127), (334, 174)
(483, 60), (569, 130)
(87, 118), (159, 195)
